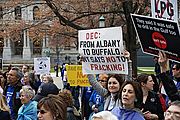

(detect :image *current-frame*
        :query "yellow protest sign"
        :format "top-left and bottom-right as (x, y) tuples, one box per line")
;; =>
(66, 65), (90, 86)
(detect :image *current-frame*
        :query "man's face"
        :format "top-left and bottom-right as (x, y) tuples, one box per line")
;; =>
(172, 65), (180, 78)
(7, 70), (19, 85)
(98, 74), (108, 88)
(165, 105), (180, 120)
(22, 65), (29, 73)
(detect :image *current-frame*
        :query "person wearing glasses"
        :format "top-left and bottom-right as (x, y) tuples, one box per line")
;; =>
(17, 85), (37, 120)
(37, 94), (67, 120)
(158, 51), (180, 102)
(164, 100), (180, 120)
(88, 74), (108, 120)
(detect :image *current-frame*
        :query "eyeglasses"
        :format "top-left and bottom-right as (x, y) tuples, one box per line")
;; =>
(98, 80), (107, 83)
(172, 68), (177, 70)
(37, 109), (47, 114)
(164, 111), (180, 119)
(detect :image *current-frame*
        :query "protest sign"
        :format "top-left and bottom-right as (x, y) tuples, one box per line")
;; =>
(151, 0), (178, 21)
(66, 65), (90, 87)
(34, 57), (50, 74)
(131, 14), (180, 63)
(78, 27), (128, 74)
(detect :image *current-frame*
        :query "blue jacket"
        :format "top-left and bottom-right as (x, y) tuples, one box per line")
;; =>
(111, 107), (145, 120)
(17, 100), (38, 120)
(89, 90), (104, 112)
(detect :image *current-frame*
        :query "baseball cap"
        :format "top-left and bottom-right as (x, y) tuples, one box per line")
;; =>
(33, 82), (59, 102)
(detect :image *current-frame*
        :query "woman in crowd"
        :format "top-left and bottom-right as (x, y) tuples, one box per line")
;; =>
(111, 81), (145, 120)
(37, 94), (67, 120)
(0, 93), (11, 120)
(87, 74), (124, 111)
(0, 71), (5, 93)
(42, 74), (54, 83)
(21, 72), (33, 86)
(136, 73), (164, 120)
(17, 85), (37, 120)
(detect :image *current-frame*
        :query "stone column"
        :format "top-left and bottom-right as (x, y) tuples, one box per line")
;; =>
(42, 33), (49, 57)
(3, 36), (12, 60)
(23, 29), (31, 59)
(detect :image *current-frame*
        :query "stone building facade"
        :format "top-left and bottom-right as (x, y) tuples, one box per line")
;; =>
(0, 1), (79, 68)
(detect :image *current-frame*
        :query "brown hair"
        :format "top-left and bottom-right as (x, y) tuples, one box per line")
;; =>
(106, 74), (125, 90)
(136, 73), (149, 84)
(38, 94), (67, 120)
(119, 81), (143, 109)
(58, 89), (73, 107)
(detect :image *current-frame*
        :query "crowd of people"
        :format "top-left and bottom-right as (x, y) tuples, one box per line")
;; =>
(0, 51), (179, 120)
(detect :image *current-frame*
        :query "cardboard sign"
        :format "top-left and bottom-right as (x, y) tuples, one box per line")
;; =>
(131, 14), (180, 63)
(78, 27), (128, 74)
(66, 65), (90, 87)
(34, 57), (50, 74)
(151, 0), (178, 21)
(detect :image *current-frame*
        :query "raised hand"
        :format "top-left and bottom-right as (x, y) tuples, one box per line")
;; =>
(158, 51), (169, 73)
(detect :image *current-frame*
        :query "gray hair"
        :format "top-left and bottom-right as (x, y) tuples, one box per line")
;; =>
(170, 100), (180, 108)
(11, 67), (23, 79)
(44, 74), (54, 83)
(92, 111), (118, 120)
(20, 85), (35, 99)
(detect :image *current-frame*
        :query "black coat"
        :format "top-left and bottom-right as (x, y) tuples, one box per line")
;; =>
(142, 91), (164, 120)
(158, 71), (180, 101)
(0, 110), (11, 120)
(3, 81), (23, 119)
(67, 107), (77, 120)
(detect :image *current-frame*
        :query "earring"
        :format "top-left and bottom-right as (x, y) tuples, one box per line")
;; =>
(134, 98), (137, 102)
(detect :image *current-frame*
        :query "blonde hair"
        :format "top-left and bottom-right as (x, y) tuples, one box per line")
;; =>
(92, 111), (118, 120)
(0, 93), (10, 112)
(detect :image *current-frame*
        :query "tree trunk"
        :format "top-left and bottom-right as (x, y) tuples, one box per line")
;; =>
(123, 1), (137, 77)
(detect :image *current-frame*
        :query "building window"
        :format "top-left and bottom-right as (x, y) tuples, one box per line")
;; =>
(33, 6), (40, 20)
(14, 39), (23, 55)
(0, 7), (3, 19)
(33, 39), (42, 54)
(64, 40), (71, 50)
(15, 6), (21, 20)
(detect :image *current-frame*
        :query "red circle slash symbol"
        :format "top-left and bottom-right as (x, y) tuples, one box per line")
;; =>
(152, 32), (167, 49)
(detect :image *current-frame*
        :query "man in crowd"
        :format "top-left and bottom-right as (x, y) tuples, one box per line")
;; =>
(158, 51), (180, 101)
(3, 67), (23, 120)
(21, 64), (30, 75)
(164, 100), (180, 120)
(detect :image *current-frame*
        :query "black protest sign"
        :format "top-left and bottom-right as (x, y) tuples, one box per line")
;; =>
(131, 14), (180, 63)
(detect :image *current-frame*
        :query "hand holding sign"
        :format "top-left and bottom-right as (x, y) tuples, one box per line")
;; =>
(158, 51), (169, 73)
(123, 50), (130, 60)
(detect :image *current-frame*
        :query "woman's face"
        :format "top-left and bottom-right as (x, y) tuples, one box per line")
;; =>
(20, 91), (31, 104)
(38, 106), (53, 120)
(121, 84), (136, 108)
(108, 77), (120, 93)
(144, 76), (154, 91)
(23, 73), (30, 83)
